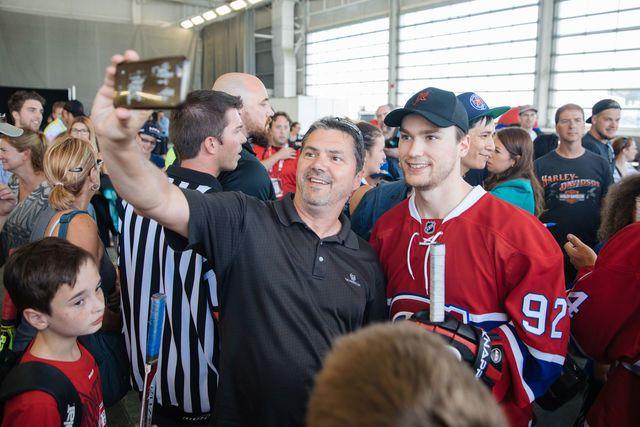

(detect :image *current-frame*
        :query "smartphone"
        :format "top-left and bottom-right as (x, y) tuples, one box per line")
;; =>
(114, 56), (191, 109)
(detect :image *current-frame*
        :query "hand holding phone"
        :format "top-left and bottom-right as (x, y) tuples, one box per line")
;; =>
(114, 56), (191, 109)
(91, 50), (150, 146)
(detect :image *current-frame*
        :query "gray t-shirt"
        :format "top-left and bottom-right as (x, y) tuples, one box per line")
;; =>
(0, 180), (50, 266)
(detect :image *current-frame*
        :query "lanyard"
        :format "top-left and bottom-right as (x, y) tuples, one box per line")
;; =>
(267, 147), (285, 175)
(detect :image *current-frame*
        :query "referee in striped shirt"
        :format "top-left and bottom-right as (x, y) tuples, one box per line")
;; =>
(119, 90), (245, 426)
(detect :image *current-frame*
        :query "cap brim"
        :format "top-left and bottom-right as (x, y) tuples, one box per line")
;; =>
(586, 116), (593, 124)
(486, 106), (510, 119)
(0, 123), (24, 138)
(384, 108), (457, 129)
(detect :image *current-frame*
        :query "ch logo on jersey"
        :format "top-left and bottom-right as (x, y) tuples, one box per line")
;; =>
(413, 91), (430, 106)
(470, 94), (487, 111)
(344, 273), (361, 287)
(424, 220), (437, 234)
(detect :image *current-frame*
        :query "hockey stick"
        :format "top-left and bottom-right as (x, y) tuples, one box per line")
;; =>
(429, 243), (445, 322)
(139, 293), (166, 427)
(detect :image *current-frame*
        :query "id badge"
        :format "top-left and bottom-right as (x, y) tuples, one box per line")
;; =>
(271, 178), (283, 199)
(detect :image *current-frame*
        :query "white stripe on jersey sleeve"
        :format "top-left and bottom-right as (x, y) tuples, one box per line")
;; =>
(467, 312), (508, 323)
(499, 323), (536, 402)
(525, 343), (566, 365)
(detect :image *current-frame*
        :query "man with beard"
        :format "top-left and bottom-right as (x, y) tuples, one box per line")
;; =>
(582, 99), (621, 178)
(370, 87), (567, 427)
(91, 48), (386, 427)
(213, 73), (276, 200)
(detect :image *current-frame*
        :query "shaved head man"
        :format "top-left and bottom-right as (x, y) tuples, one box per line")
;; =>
(213, 73), (274, 137)
(213, 73), (277, 200)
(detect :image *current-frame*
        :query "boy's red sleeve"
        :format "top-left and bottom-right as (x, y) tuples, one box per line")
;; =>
(1, 391), (61, 427)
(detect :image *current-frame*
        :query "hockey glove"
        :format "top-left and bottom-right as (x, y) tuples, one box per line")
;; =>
(409, 310), (503, 387)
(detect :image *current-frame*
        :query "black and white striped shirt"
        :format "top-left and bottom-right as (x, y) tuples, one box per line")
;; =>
(119, 165), (220, 415)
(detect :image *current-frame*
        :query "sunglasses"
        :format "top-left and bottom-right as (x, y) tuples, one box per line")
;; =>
(68, 158), (104, 173)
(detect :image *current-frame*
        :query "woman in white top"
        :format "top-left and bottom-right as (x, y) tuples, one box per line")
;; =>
(612, 136), (638, 183)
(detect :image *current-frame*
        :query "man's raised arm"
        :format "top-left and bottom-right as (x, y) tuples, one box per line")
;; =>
(91, 50), (189, 237)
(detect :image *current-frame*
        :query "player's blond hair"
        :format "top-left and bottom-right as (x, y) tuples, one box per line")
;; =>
(306, 322), (508, 427)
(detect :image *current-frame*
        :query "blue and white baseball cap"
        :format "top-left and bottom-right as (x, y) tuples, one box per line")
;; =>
(456, 92), (509, 126)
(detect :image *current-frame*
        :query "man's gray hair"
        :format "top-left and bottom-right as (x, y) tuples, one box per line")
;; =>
(301, 117), (365, 173)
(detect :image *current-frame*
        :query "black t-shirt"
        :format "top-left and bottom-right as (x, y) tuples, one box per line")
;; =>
(533, 133), (559, 160)
(167, 192), (386, 426)
(534, 150), (612, 248)
(218, 143), (276, 201)
(463, 168), (487, 186)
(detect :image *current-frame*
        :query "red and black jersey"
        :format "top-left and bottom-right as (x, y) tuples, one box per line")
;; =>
(569, 222), (640, 427)
(371, 186), (569, 427)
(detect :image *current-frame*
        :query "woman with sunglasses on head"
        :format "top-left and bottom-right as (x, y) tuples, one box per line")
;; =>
(66, 115), (118, 248)
(612, 136), (638, 183)
(485, 127), (545, 216)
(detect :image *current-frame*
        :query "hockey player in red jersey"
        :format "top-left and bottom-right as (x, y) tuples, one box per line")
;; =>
(567, 222), (640, 427)
(370, 87), (569, 426)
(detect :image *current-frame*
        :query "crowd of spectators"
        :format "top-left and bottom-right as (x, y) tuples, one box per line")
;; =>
(0, 47), (638, 427)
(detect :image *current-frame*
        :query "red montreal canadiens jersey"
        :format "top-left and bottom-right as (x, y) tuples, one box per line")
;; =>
(371, 187), (569, 427)
(569, 222), (640, 427)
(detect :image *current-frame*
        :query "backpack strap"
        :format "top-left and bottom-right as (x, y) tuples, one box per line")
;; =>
(0, 361), (83, 427)
(57, 210), (89, 240)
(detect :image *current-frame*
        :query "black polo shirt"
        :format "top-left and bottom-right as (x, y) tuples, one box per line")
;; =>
(218, 142), (276, 201)
(167, 191), (386, 427)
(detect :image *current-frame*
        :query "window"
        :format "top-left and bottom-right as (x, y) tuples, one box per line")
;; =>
(397, 0), (539, 109)
(306, 18), (389, 118)
(550, 0), (640, 128)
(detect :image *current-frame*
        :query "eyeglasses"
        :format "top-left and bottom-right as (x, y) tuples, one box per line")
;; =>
(71, 128), (90, 135)
(68, 159), (104, 173)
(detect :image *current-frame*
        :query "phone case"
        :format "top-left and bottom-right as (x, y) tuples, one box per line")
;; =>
(114, 56), (191, 109)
